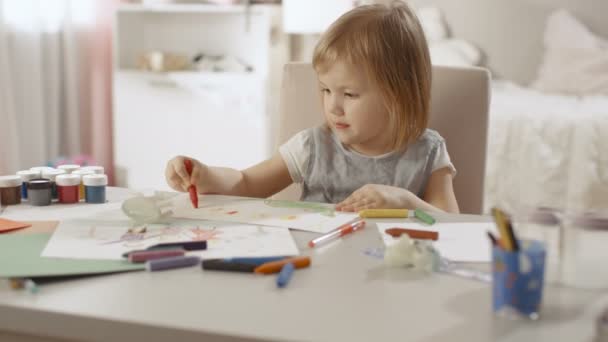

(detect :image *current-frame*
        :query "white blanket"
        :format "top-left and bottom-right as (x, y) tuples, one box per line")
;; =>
(484, 81), (608, 214)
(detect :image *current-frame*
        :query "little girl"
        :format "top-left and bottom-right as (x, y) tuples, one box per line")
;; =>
(165, 3), (459, 213)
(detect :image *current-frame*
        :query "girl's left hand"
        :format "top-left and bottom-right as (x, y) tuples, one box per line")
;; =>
(335, 184), (413, 212)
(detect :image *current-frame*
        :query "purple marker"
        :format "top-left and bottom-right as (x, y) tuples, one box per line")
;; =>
(145, 255), (201, 272)
(128, 249), (185, 263)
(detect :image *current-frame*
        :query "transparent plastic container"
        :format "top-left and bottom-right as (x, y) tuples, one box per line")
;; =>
(561, 213), (608, 289)
(513, 207), (562, 284)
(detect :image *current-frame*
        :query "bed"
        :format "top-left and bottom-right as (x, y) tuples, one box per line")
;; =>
(409, 0), (608, 213)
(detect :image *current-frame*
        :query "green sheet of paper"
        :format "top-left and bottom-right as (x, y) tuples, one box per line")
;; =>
(0, 233), (144, 278)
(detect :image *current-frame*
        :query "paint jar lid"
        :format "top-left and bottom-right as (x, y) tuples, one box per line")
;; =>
(0, 175), (21, 187)
(27, 178), (52, 190)
(80, 166), (104, 174)
(57, 164), (81, 173)
(42, 169), (67, 180)
(56, 174), (81, 186)
(30, 166), (56, 173)
(16, 170), (41, 181)
(72, 169), (95, 176)
(83, 174), (108, 186)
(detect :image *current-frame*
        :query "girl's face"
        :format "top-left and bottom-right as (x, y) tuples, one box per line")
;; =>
(317, 61), (392, 156)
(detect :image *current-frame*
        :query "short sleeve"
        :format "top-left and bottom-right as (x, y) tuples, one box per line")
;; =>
(431, 140), (457, 177)
(279, 130), (312, 184)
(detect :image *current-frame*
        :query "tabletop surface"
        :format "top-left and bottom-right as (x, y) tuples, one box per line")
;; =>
(0, 188), (606, 342)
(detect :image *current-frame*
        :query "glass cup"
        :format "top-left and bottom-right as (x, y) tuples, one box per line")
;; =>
(561, 212), (608, 289)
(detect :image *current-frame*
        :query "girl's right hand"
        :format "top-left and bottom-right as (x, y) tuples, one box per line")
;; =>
(165, 156), (207, 193)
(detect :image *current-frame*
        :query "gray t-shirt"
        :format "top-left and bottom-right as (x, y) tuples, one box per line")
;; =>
(279, 125), (456, 204)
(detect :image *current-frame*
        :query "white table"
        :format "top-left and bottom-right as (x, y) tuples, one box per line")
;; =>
(0, 188), (606, 342)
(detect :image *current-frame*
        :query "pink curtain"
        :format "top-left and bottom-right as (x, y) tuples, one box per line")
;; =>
(85, 0), (119, 185)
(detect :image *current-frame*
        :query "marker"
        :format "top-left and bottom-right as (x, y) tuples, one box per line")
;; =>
(147, 240), (207, 251)
(358, 209), (409, 218)
(183, 159), (198, 209)
(224, 256), (288, 265)
(276, 262), (295, 288)
(308, 220), (366, 248)
(486, 231), (498, 246)
(127, 248), (185, 263)
(384, 227), (438, 240)
(146, 255), (201, 272)
(254, 256), (311, 275)
(202, 259), (257, 272)
(492, 207), (517, 251)
(414, 208), (436, 225)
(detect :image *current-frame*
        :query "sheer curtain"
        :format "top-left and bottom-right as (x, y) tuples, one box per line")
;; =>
(0, 0), (118, 183)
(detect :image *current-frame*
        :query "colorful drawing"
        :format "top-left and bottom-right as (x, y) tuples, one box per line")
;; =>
(42, 218), (299, 261)
(171, 195), (358, 234)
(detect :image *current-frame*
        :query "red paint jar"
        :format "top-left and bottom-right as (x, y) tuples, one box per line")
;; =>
(56, 174), (80, 203)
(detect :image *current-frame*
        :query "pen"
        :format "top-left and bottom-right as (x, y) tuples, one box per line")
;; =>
(359, 209), (408, 218)
(276, 262), (295, 288)
(184, 159), (198, 209)
(146, 255), (201, 272)
(308, 220), (366, 248)
(414, 208), (436, 225)
(384, 227), (438, 240)
(254, 256), (311, 275)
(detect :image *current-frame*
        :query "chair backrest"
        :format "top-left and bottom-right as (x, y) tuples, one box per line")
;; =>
(275, 62), (491, 214)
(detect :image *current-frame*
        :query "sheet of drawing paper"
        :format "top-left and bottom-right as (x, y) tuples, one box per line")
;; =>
(41, 218), (299, 260)
(171, 195), (358, 233)
(376, 222), (499, 262)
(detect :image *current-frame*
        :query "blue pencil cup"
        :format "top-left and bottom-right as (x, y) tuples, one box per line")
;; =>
(492, 240), (546, 320)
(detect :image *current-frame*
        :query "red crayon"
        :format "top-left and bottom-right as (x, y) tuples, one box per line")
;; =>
(183, 159), (198, 209)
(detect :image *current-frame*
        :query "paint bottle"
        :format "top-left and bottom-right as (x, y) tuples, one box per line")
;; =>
(27, 178), (52, 206)
(56, 174), (81, 204)
(0, 175), (22, 206)
(80, 166), (104, 174)
(72, 169), (94, 200)
(83, 174), (108, 204)
(41, 169), (66, 200)
(57, 164), (80, 174)
(16, 170), (40, 200)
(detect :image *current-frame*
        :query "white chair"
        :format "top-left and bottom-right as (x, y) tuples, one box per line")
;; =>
(275, 62), (491, 214)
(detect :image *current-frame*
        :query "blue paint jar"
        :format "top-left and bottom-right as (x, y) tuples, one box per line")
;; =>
(16, 170), (40, 200)
(80, 166), (104, 174)
(41, 169), (66, 200)
(27, 178), (52, 206)
(83, 174), (108, 204)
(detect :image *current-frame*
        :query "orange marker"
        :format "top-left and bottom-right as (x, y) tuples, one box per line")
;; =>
(183, 159), (198, 209)
(254, 256), (311, 275)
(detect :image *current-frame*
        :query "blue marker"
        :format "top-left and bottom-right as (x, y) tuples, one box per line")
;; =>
(276, 262), (295, 288)
(225, 256), (288, 266)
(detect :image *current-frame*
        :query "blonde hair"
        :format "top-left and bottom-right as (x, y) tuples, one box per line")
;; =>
(313, 2), (431, 150)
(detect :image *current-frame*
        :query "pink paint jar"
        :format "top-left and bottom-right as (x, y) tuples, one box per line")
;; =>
(56, 174), (81, 204)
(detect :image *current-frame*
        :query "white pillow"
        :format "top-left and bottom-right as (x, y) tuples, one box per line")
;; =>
(416, 7), (482, 67)
(531, 10), (608, 96)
